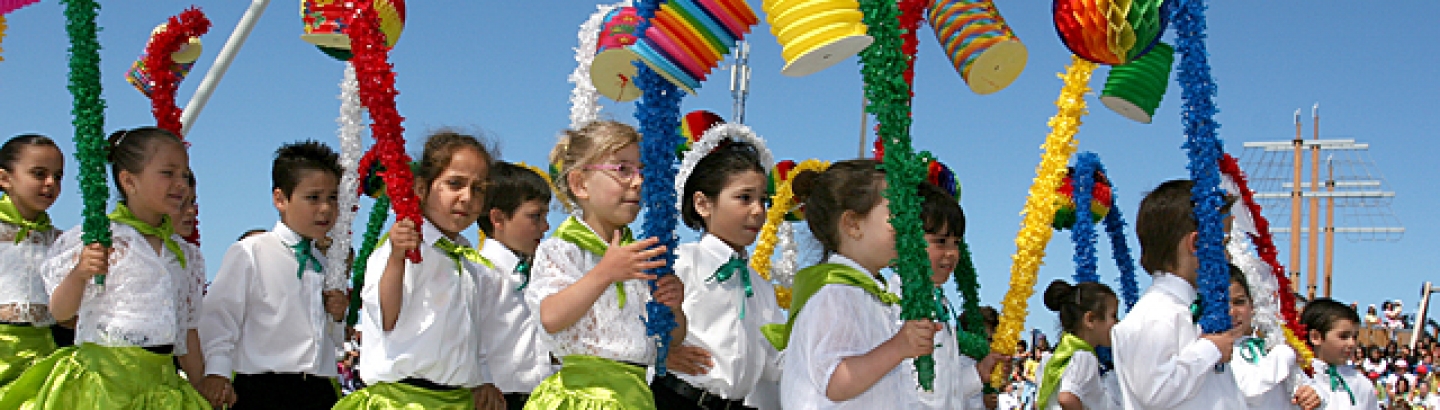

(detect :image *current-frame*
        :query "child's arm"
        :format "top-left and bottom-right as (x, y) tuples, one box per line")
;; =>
(198, 244), (253, 407)
(378, 220), (421, 332)
(48, 243), (107, 321)
(825, 320), (939, 402)
(1113, 312), (1240, 408)
(180, 329), (205, 385)
(537, 234), (665, 333)
(1057, 392), (1085, 410)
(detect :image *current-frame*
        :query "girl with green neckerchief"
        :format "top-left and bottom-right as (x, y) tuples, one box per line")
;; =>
(0, 135), (65, 389)
(1228, 264), (1324, 410)
(1035, 280), (1121, 410)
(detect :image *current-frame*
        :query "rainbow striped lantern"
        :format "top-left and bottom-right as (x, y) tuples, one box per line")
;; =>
(764, 0), (872, 77)
(1053, 167), (1113, 231)
(126, 23), (204, 96)
(627, 0), (760, 93)
(301, 0), (405, 60)
(591, 7), (645, 102)
(927, 0), (1027, 95)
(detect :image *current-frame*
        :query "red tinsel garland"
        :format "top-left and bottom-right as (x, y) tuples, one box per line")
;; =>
(898, 0), (926, 94)
(144, 8), (210, 138)
(349, 2), (422, 262)
(1220, 153), (1312, 374)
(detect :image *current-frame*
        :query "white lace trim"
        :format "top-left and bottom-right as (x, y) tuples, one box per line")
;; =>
(525, 237), (655, 363)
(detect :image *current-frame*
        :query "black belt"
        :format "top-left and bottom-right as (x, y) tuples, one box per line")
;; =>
(399, 377), (463, 392)
(143, 344), (175, 355)
(0, 320), (34, 326)
(239, 372), (332, 381)
(653, 373), (748, 410)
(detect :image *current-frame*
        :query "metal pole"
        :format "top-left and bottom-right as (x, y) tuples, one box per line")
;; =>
(1290, 109), (1304, 296)
(729, 41), (751, 124)
(1324, 155), (1336, 298)
(859, 96), (869, 158)
(1411, 282), (1434, 350)
(1308, 104), (1321, 301)
(180, 0), (272, 135)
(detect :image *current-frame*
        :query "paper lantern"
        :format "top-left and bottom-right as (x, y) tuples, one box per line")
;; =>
(591, 7), (645, 102)
(1053, 167), (1113, 230)
(126, 23), (204, 96)
(676, 110), (724, 154)
(301, 0), (405, 51)
(763, 0), (872, 77)
(627, 0), (759, 92)
(1053, 0), (1171, 65)
(928, 0), (1027, 94)
(1100, 42), (1173, 123)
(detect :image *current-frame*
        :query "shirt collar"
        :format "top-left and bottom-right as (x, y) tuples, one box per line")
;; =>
(481, 237), (520, 273)
(698, 233), (745, 261)
(1151, 272), (1198, 305)
(422, 218), (468, 248)
(827, 254), (885, 288)
(273, 221), (308, 247)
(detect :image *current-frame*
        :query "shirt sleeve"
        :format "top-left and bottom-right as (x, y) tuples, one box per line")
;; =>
(790, 285), (885, 396)
(525, 240), (584, 326)
(360, 241), (422, 337)
(956, 354), (985, 401)
(182, 244), (206, 331)
(40, 227), (84, 294)
(1236, 343), (1298, 399)
(1113, 309), (1224, 408)
(473, 265), (503, 385)
(200, 242), (255, 377)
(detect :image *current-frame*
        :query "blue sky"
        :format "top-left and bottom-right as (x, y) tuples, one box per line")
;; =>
(1, 1), (1435, 334)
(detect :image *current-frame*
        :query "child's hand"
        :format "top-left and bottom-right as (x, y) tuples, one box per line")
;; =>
(592, 233), (666, 284)
(666, 344), (714, 375)
(323, 290), (347, 322)
(1202, 327), (1243, 363)
(653, 275), (684, 308)
(71, 243), (110, 280)
(198, 375), (237, 408)
(1293, 385), (1322, 410)
(888, 320), (941, 359)
(976, 352), (1009, 383)
(387, 219), (421, 256)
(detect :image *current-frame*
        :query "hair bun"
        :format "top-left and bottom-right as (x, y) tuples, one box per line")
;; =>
(1043, 280), (1076, 312)
(791, 168), (820, 200)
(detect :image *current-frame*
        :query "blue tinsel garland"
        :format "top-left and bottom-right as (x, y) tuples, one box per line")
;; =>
(1172, 0), (1231, 334)
(1105, 200), (1141, 311)
(1070, 153), (1101, 284)
(632, 0), (682, 375)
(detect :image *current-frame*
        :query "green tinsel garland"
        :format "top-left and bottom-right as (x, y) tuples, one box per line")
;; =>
(858, 0), (938, 390)
(954, 240), (991, 359)
(61, 0), (111, 250)
(346, 196), (390, 327)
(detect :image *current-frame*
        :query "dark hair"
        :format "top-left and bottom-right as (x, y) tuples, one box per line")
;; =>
(478, 161), (553, 236)
(793, 159), (886, 255)
(1229, 263), (1252, 301)
(680, 142), (765, 230)
(1136, 179), (1237, 274)
(237, 228), (267, 242)
(1044, 280), (1118, 335)
(919, 181), (965, 238)
(107, 127), (185, 203)
(416, 130), (493, 198)
(0, 134), (59, 173)
(1301, 297), (1361, 340)
(960, 305), (1000, 335)
(273, 140), (342, 198)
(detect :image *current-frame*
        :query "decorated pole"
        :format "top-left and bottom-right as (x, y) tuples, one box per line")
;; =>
(60, 0), (111, 286)
(134, 9), (211, 138)
(327, 63), (364, 291)
(180, 0), (271, 135)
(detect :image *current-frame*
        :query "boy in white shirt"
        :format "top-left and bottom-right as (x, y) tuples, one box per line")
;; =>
(476, 161), (558, 410)
(1111, 179), (1246, 410)
(1301, 298), (1380, 410)
(199, 141), (348, 409)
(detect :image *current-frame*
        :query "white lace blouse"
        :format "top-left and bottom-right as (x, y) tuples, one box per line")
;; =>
(0, 221), (61, 325)
(525, 221), (655, 365)
(42, 222), (205, 354)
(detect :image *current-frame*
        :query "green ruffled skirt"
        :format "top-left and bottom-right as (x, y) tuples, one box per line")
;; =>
(332, 381), (474, 409)
(0, 342), (208, 409)
(0, 323), (55, 388)
(523, 355), (654, 410)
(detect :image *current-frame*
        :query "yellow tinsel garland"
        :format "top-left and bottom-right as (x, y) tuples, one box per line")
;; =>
(752, 159), (829, 309)
(989, 56), (1096, 386)
(0, 15), (7, 62)
(1283, 325), (1316, 371)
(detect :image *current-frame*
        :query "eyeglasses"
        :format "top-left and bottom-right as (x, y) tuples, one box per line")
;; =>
(584, 162), (643, 183)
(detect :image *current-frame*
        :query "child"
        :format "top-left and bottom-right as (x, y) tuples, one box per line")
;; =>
(0, 135), (64, 388)
(657, 141), (784, 410)
(175, 174), (199, 245)
(523, 120), (687, 410)
(1111, 179), (1246, 409)
(1302, 298), (1380, 409)
(0, 127), (209, 408)
(476, 161), (557, 409)
(1228, 264), (1322, 409)
(770, 159), (941, 409)
(198, 141), (349, 409)
(1035, 280), (1121, 410)
(335, 131), (506, 409)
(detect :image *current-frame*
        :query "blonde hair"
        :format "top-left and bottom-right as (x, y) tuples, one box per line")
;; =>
(549, 120), (642, 212)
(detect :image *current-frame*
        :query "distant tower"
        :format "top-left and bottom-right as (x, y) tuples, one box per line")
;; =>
(1239, 104), (1404, 301)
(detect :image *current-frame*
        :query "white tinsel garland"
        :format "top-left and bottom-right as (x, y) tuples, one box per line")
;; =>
(774, 222), (798, 288)
(568, 2), (626, 129)
(1223, 173), (1284, 350)
(673, 123), (775, 211)
(326, 63), (365, 290)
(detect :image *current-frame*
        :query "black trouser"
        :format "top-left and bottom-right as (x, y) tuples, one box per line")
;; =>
(49, 324), (74, 348)
(503, 393), (529, 410)
(231, 372), (339, 410)
(650, 373), (754, 410)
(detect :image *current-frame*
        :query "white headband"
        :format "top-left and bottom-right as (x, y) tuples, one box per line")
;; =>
(673, 123), (775, 211)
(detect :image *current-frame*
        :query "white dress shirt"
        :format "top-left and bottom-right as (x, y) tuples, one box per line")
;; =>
(42, 222), (204, 354)
(358, 219), (496, 388)
(885, 274), (986, 409)
(1309, 360), (1379, 410)
(0, 221), (60, 325)
(780, 255), (918, 410)
(673, 234), (784, 400)
(1043, 350), (1122, 410)
(201, 222), (346, 378)
(1232, 341), (1303, 409)
(477, 237), (557, 394)
(1112, 273), (1246, 410)
(525, 219), (655, 364)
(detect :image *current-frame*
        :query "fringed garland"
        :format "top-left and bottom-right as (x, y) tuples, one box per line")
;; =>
(144, 8), (210, 138)
(954, 239), (990, 359)
(567, 2), (622, 129)
(346, 195), (390, 327)
(631, 0), (681, 375)
(1067, 152), (1141, 310)
(327, 63), (365, 291)
(61, 0), (111, 288)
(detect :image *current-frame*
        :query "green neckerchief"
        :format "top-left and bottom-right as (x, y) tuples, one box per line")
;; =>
(108, 203), (185, 269)
(553, 216), (634, 308)
(292, 238), (322, 279)
(514, 258), (533, 292)
(761, 262), (899, 351)
(707, 256), (752, 318)
(1238, 337), (1266, 364)
(934, 287), (952, 322)
(0, 194), (51, 244)
(1190, 297), (1202, 323)
(1037, 333), (1097, 410)
(435, 237), (494, 273)
(1327, 364), (1356, 405)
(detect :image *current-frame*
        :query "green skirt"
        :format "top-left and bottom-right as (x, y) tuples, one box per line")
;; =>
(0, 323), (56, 388)
(0, 342), (208, 409)
(332, 381), (474, 409)
(523, 355), (654, 410)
